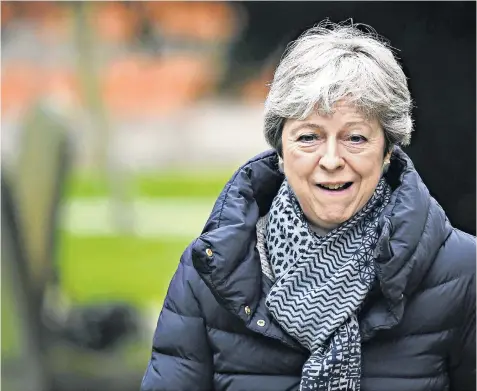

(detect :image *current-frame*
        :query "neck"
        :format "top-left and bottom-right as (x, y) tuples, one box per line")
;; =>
(309, 222), (332, 236)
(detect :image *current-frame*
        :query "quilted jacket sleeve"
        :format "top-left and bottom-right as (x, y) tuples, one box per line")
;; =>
(141, 246), (213, 391)
(448, 271), (476, 391)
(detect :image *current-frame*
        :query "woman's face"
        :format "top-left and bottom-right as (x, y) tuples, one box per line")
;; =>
(281, 101), (389, 230)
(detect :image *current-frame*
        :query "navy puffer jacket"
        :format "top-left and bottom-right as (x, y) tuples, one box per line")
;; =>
(141, 148), (475, 391)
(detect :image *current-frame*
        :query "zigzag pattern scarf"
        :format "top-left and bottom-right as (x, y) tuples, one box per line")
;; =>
(265, 178), (391, 391)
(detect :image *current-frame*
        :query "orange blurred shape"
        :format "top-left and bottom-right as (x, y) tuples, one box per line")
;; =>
(36, 4), (71, 45)
(241, 65), (275, 103)
(1, 63), (42, 114)
(144, 2), (237, 41)
(13, 1), (58, 20)
(2, 56), (216, 118)
(1, 62), (82, 115)
(1, 1), (15, 27)
(2, 2), (70, 44)
(241, 79), (270, 103)
(43, 68), (80, 108)
(102, 55), (215, 118)
(89, 2), (140, 44)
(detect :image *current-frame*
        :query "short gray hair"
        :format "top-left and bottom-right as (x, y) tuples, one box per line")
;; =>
(264, 20), (413, 156)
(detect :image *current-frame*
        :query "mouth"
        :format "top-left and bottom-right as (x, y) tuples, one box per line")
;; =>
(316, 182), (353, 192)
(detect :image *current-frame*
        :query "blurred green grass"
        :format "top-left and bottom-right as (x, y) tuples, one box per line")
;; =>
(64, 169), (235, 199)
(59, 169), (234, 307)
(59, 232), (189, 307)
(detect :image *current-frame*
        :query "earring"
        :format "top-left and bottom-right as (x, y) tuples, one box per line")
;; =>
(278, 157), (284, 173)
(383, 160), (390, 174)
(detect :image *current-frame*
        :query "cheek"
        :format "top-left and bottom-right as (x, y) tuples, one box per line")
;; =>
(286, 161), (315, 186)
(353, 152), (384, 179)
(284, 149), (317, 178)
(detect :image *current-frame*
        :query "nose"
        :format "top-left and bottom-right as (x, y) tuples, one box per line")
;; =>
(319, 140), (344, 171)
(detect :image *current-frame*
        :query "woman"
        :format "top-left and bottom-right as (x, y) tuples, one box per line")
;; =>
(141, 21), (475, 391)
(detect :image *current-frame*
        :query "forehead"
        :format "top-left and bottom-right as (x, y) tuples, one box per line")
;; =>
(285, 102), (379, 133)
(313, 99), (374, 123)
(327, 100), (367, 118)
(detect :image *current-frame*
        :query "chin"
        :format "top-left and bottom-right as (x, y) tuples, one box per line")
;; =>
(318, 213), (350, 228)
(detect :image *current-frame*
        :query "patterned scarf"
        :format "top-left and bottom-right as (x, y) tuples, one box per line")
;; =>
(265, 178), (391, 391)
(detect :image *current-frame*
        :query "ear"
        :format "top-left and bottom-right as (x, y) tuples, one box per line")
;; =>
(382, 150), (392, 175)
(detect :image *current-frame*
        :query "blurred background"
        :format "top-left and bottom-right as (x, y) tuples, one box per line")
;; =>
(1, 2), (475, 391)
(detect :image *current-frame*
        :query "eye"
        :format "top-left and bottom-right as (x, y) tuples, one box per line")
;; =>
(347, 134), (367, 144)
(297, 134), (318, 143)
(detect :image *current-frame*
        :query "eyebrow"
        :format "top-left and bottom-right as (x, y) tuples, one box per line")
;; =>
(343, 121), (369, 128)
(289, 122), (324, 136)
(289, 120), (370, 135)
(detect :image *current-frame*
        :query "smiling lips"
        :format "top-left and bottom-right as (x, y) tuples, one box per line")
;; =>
(317, 182), (353, 191)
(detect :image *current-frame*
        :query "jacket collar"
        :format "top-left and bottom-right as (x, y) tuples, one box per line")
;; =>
(192, 150), (282, 320)
(359, 146), (453, 339)
(192, 148), (452, 345)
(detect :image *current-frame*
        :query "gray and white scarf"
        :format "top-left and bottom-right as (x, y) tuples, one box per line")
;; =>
(264, 178), (391, 391)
